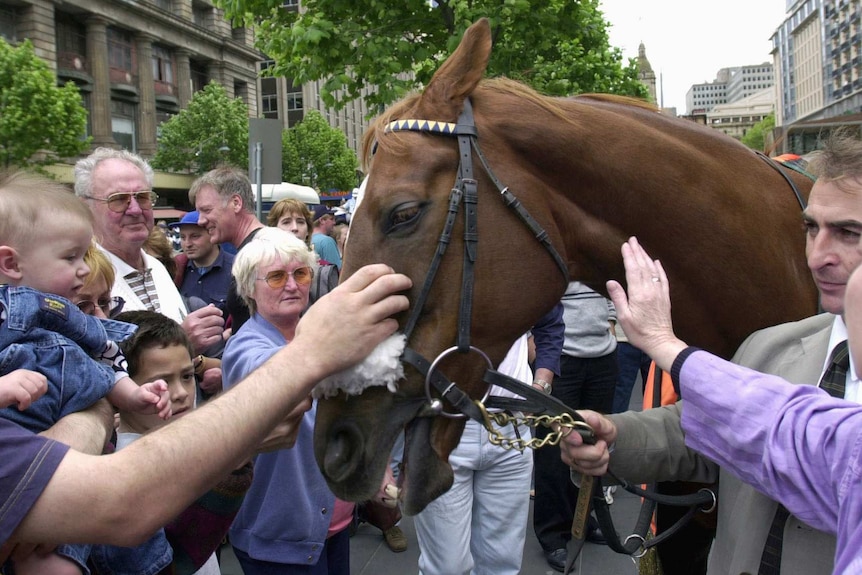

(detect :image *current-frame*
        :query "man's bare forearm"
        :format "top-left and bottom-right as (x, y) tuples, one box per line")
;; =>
(39, 399), (113, 454)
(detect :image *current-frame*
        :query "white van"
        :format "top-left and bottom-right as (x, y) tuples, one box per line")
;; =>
(256, 182), (320, 211)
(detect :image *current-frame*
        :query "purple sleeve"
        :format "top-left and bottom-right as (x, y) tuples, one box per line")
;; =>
(0, 419), (69, 542)
(531, 302), (564, 376)
(679, 350), (862, 535)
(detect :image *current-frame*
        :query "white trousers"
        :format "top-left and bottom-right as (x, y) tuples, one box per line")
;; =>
(414, 419), (534, 575)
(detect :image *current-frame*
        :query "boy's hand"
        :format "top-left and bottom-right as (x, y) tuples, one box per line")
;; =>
(0, 370), (48, 411)
(137, 379), (172, 420)
(199, 367), (222, 396)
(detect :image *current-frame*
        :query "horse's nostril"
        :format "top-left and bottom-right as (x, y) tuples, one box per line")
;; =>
(323, 426), (361, 482)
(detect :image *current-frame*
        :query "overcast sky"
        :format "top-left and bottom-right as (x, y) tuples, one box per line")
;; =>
(598, 0), (788, 113)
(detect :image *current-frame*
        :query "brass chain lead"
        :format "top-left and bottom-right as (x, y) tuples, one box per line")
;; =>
(476, 401), (594, 452)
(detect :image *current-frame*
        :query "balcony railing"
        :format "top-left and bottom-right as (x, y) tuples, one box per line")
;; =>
(57, 51), (89, 74)
(155, 80), (177, 97)
(110, 67), (138, 86)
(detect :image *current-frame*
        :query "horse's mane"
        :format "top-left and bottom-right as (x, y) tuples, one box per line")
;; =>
(361, 77), (658, 170)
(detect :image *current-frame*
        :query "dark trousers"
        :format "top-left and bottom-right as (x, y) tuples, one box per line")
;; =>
(233, 528), (350, 575)
(533, 352), (618, 551)
(612, 342), (651, 413)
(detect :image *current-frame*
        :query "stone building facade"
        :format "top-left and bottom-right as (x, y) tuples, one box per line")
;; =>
(1, 0), (262, 157)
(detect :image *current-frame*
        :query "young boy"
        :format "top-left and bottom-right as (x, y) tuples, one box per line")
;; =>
(0, 171), (171, 575)
(90, 310), (252, 575)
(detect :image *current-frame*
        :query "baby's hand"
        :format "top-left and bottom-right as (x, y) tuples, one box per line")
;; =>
(0, 370), (48, 411)
(137, 379), (172, 420)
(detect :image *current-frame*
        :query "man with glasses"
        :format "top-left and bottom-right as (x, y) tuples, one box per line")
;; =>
(75, 148), (226, 357)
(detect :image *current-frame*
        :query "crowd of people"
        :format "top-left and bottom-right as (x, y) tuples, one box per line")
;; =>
(1, 126), (862, 575)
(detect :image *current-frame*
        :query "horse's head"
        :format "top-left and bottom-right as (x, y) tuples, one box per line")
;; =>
(313, 19), (568, 514)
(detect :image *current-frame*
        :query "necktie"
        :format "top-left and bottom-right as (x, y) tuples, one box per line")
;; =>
(758, 339), (850, 574)
(818, 340), (850, 399)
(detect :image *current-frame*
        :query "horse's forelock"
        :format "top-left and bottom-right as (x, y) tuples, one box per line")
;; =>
(360, 93), (424, 170)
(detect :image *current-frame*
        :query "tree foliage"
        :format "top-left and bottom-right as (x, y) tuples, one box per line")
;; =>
(282, 110), (358, 191)
(0, 38), (89, 169)
(151, 81), (250, 174)
(741, 112), (776, 152)
(218, 0), (648, 112)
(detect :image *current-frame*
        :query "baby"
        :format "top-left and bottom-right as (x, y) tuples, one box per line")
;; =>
(0, 171), (171, 575)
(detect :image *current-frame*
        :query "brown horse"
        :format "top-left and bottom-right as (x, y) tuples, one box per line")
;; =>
(313, 18), (817, 516)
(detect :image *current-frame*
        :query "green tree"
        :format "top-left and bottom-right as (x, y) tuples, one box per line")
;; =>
(741, 112), (776, 152)
(0, 38), (89, 169)
(282, 110), (358, 191)
(151, 81), (250, 174)
(218, 0), (648, 112)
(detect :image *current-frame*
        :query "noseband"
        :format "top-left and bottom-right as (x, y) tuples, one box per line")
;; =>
(380, 98), (716, 567)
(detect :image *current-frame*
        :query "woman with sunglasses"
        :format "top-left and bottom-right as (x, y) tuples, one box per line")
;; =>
(221, 227), (353, 575)
(74, 244), (125, 319)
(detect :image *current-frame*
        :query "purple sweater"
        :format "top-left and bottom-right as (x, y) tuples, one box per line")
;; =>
(676, 350), (862, 575)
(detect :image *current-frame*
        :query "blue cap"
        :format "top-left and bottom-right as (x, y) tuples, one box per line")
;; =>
(169, 211), (201, 229)
(311, 204), (335, 222)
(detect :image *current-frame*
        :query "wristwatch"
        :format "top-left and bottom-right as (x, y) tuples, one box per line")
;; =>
(533, 379), (552, 394)
(193, 354), (206, 376)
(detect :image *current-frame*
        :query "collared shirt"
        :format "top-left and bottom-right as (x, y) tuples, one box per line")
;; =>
(124, 267), (160, 313)
(824, 316), (861, 403)
(99, 246), (188, 324)
(178, 249), (235, 313)
(678, 349), (862, 575)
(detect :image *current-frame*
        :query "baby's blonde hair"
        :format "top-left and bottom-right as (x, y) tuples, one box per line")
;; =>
(0, 170), (93, 248)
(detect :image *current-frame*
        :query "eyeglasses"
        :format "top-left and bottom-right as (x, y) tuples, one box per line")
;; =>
(82, 191), (158, 213)
(77, 296), (125, 318)
(256, 267), (314, 289)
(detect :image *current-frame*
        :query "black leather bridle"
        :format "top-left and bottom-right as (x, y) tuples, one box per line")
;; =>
(380, 98), (716, 568)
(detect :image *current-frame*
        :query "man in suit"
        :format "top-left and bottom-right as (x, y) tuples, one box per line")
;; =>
(559, 129), (862, 574)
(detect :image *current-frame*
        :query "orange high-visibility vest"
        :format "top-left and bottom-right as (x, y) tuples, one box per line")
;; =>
(641, 361), (679, 534)
(642, 361), (678, 410)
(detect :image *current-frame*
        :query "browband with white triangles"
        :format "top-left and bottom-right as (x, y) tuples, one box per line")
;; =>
(384, 119), (458, 135)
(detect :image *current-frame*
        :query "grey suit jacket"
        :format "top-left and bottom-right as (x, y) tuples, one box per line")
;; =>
(609, 313), (838, 575)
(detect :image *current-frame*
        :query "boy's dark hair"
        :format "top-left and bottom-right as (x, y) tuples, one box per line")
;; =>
(114, 311), (194, 377)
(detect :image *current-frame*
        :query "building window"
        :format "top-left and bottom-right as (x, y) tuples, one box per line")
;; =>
(234, 80), (248, 105)
(56, 15), (88, 73)
(107, 28), (133, 71)
(261, 75), (278, 118)
(190, 61), (208, 93)
(152, 45), (173, 83)
(154, 0), (172, 11)
(287, 92), (303, 111)
(0, 5), (16, 43)
(111, 99), (137, 151)
(262, 94), (279, 118)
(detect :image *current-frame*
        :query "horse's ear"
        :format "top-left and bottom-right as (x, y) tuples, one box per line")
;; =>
(418, 18), (492, 119)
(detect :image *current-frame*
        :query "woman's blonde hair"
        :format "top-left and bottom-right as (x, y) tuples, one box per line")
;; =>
(232, 226), (319, 315)
(83, 243), (116, 290)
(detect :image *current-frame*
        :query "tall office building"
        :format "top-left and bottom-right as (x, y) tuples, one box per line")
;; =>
(686, 65), (774, 115)
(771, 0), (862, 153)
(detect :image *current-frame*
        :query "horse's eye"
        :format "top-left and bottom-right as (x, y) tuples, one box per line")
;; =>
(386, 201), (425, 234)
